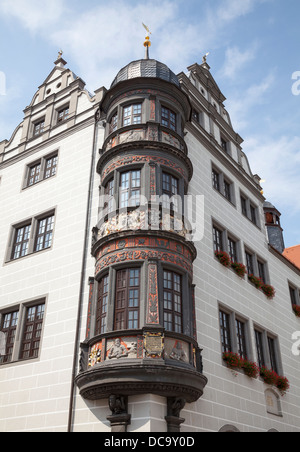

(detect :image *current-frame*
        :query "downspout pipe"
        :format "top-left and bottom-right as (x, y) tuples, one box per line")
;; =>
(67, 116), (101, 432)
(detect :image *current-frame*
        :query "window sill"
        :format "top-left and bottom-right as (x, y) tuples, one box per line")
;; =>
(4, 246), (53, 266)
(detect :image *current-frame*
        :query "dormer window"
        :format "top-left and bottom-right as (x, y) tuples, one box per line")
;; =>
(34, 119), (45, 137)
(57, 106), (69, 123)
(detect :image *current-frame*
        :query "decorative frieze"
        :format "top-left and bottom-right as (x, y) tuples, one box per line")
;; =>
(101, 153), (188, 184)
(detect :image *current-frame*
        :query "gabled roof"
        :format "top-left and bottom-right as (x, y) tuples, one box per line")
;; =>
(187, 62), (226, 103)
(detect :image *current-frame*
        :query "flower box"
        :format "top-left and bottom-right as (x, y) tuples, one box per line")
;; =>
(276, 376), (290, 396)
(248, 274), (263, 289)
(222, 352), (242, 369)
(231, 261), (247, 278)
(260, 367), (278, 386)
(292, 304), (300, 318)
(242, 359), (259, 379)
(215, 251), (231, 268)
(261, 284), (276, 300)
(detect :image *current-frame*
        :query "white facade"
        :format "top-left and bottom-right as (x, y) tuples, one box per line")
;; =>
(0, 56), (300, 432)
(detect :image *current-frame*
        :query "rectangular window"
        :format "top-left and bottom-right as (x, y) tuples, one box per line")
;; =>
(221, 137), (228, 153)
(12, 224), (31, 260)
(250, 204), (257, 225)
(96, 275), (109, 335)
(241, 196), (247, 217)
(289, 284), (298, 307)
(163, 271), (182, 333)
(44, 155), (58, 179)
(27, 163), (41, 186)
(9, 211), (55, 262)
(213, 226), (223, 252)
(25, 152), (58, 188)
(34, 119), (45, 137)
(104, 178), (115, 214)
(57, 106), (69, 123)
(35, 215), (55, 252)
(20, 303), (45, 360)
(258, 260), (266, 284)
(0, 311), (19, 363)
(123, 104), (142, 126)
(161, 107), (176, 131)
(268, 336), (279, 374)
(228, 237), (237, 263)
(219, 310), (231, 353)
(120, 170), (141, 208)
(114, 269), (140, 330)
(212, 169), (220, 192)
(162, 172), (179, 211)
(255, 329), (265, 368)
(245, 251), (254, 275)
(236, 319), (247, 359)
(224, 179), (231, 202)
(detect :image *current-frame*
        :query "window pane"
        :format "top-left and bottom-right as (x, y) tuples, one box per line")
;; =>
(163, 271), (182, 333)
(96, 275), (109, 335)
(13, 225), (31, 260)
(44, 155), (58, 179)
(114, 269), (140, 330)
(20, 304), (45, 360)
(35, 215), (54, 252)
(0, 311), (19, 363)
(219, 310), (231, 353)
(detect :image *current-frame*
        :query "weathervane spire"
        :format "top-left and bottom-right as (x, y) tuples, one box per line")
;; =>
(142, 23), (152, 59)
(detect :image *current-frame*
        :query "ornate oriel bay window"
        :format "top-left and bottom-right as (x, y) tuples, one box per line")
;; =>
(75, 58), (207, 433)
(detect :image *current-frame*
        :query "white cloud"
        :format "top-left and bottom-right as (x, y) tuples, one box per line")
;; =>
(0, 0), (269, 91)
(221, 44), (258, 79)
(215, 0), (257, 22)
(0, 0), (67, 33)
(245, 135), (300, 213)
(225, 72), (275, 130)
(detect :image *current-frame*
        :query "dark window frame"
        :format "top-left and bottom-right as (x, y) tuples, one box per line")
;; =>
(163, 270), (183, 333)
(236, 318), (247, 359)
(44, 154), (58, 179)
(219, 310), (232, 353)
(0, 311), (19, 363)
(119, 169), (141, 209)
(213, 226), (223, 253)
(19, 303), (45, 360)
(162, 172), (179, 212)
(57, 105), (69, 124)
(12, 224), (32, 260)
(33, 118), (45, 137)
(114, 268), (141, 330)
(96, 275), (109, 335)
(161, 106), (176, 131)
(34, 215), (55, 252)
(24, 152), (58, 189)
(123, 103), (142, 127)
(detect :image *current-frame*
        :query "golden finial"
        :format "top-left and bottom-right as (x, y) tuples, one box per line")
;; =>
(57, 49), (63, 59)
(142, 23), (152, 59)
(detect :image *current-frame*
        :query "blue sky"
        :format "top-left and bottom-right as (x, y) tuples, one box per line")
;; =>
(0, 0), (300, 247)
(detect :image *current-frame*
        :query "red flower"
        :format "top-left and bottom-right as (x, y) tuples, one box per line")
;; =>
(222, 352), (243, 369)
(276, 376), (290, 395)
(293, 305), (300, 318)
(231, 261), (247, 278)
(242, 358), (259, 379)
(261, 284), (276, 300)
(215, 251), (232, 268)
